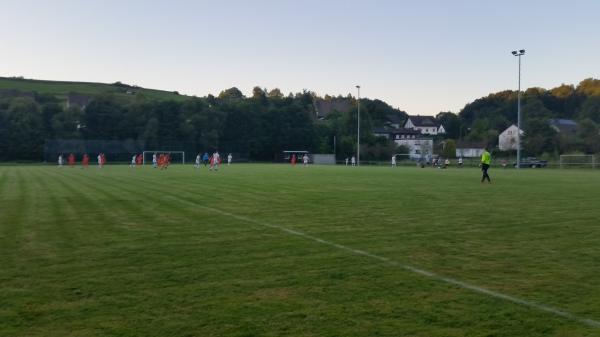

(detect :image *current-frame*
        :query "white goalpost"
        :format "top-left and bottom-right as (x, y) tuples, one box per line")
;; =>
(142, 151), (186, 165)
(559, 154), (596, 169)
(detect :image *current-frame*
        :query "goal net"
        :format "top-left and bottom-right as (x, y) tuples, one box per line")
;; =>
(143, 151), (186, 165)
(559, 155), (596, 169)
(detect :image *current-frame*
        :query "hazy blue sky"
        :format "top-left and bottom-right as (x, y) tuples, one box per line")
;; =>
(1, 0), (598, 115)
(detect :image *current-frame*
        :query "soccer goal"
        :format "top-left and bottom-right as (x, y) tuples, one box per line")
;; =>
(142, 151), (186, 165)
(282, 150), (309, 162)
(559, 154), (596, 169)
(392, 153), (413, 166)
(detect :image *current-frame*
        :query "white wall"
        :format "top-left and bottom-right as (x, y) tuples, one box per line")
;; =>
(499, 125), (522, 151)
(415, 126), (438, 135)
(456, 148), (484, 158)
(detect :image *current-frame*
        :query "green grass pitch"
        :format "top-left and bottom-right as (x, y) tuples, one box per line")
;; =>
(1, 164), (599, 337)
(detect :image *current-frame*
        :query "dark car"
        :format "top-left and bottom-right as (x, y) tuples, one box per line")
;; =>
(513, 157), (548, 168)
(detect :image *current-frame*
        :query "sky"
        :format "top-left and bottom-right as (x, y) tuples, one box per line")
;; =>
(1, 0), (599, 115)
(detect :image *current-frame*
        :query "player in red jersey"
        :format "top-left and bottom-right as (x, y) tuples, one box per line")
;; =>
(68, 153), (76, 167)
(82, 154), (89, 168)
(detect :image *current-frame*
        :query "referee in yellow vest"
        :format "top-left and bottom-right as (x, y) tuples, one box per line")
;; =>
(481, 146), (491, 183)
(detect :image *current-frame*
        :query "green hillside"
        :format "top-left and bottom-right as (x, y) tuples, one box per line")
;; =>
(0, 77), (191, 102)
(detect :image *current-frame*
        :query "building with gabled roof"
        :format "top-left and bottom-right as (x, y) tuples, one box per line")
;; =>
(373, 127), (433, 160)
(498, 124), (524, 151)
(404, 115), (445, 135)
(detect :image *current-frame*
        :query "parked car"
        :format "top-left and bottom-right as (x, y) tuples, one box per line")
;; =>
(513, 157), (548, 168)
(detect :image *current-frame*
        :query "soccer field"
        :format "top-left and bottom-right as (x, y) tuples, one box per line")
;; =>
(1, 164), (599, 337)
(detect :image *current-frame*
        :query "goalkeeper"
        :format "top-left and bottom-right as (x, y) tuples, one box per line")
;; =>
(480, 146), (491, 183)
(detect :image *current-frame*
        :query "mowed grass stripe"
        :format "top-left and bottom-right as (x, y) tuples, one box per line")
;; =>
(0, 168), (8, 196)
(6, 168), (40, 258)
(0, 168), (75, 332)
(0, 169), (27, 262)
(42, 167), (324, 271)
(47, 167), (247, 237)
(1, 167), (147, 333)
(58, 167), (346, 269)
(32, 167), (89, 253)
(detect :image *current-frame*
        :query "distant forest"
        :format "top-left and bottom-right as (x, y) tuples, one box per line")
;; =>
(0, 78), (599, 161)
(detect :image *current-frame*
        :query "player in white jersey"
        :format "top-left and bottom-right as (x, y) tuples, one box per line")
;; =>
(58, 154), (64, 167)
(195, 153), (201, 168)
(391, 155), (396, 167)
(130, 155), (136, 167)
(351, 156), (356, 167)
(227, 153), (232, 165)
(302, 154), (309, 166)
(152, 153), (157, 168)
(97, 154), (102, 168)
(213, 152), (220, 170)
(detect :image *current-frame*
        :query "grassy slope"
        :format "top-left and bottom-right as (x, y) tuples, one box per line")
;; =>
(0, 77), (191, 101)
(0, 165), (599, 337)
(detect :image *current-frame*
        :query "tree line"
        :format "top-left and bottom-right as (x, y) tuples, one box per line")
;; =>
(1, 78), (598, 162)
(0, 86), (406, 161)
(440, 78), (600, 157)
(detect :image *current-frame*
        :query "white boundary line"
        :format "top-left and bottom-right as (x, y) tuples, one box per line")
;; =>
(165, 196), (600, 328)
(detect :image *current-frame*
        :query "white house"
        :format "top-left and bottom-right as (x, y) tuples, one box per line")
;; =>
(404, 115), (445, 135)
(456, 141), (486, 158)
(387, 128), (433, 160)
(498, 124), (524, 151)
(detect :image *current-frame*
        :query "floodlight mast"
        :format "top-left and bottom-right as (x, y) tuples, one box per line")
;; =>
(356, 85), (361, 166)
(512, 49), (525, 169)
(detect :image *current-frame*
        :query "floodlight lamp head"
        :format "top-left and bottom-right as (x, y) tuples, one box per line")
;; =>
(355, 85), (360, 89)
(519, 49), (525, 54)
(512, 51), (517, 55)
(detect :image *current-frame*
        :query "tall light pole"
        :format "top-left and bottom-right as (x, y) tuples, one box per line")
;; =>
(356, 85), (361, 166)
(512, 49), (525, 169)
